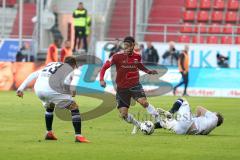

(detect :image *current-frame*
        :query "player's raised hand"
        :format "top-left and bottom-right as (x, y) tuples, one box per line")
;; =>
(149, 70), (158, 75)
(100, 80), (106, 88)
(16, 90), (24, 98)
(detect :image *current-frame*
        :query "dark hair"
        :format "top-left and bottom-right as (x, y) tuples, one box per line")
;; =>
(123, 36), (135, 44)
(216, 112), (224, 127)
(64, 56), (77, 68)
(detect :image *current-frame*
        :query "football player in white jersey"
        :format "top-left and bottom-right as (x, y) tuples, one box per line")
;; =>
(155, 98), (224, 135)
(16, 56), (89, 143)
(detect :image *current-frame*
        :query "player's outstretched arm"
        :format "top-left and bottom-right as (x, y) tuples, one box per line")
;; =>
(137, 62), (158, 74)
(195, 106), (208, 117)
(16, 71), (40, 98)
(99, 60), (111, 88)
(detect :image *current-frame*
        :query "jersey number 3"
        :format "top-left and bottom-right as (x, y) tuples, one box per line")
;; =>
(43, 63), (63, 74)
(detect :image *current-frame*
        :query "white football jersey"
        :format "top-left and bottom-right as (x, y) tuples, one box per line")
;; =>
(18, 62), (74, 95)
(192, 111), (218, 135)
(35, 62), (64, 94)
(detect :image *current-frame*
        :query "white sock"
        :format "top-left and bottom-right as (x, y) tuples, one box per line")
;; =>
(75, 134), (82, 137)
(146, 104), (159, 117)
(124, 114), (141, 128)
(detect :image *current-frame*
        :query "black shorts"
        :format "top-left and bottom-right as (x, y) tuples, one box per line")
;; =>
(116, 84), (146, 108)
(74, 27), (86, 37)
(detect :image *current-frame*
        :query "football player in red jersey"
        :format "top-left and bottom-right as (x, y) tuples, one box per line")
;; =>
(100, 36), (163, 133)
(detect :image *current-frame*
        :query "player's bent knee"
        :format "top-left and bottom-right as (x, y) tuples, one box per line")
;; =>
(67, 101), (79, 110)
(119, 111), (128, 119)
(46, 107), (54, 113)
(137, 98), (148, 108)
(141, 101), (149, 108)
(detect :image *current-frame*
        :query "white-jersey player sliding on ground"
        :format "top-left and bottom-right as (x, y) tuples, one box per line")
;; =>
(16, 56), (89, 143)
(154, 98), (224, 135)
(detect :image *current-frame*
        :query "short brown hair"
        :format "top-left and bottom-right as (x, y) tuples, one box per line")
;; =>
(216, 112), (224, 127)
(64, 56), (77, 68)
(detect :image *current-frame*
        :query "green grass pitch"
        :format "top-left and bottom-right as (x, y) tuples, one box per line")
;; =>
(0, 91), (239, 160)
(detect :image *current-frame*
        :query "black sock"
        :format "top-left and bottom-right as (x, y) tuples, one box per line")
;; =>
(169, 98), (184, 114)
(154, 122), (163, 129)
(45, 108), (54, 131)
(71, 109), (81, 135)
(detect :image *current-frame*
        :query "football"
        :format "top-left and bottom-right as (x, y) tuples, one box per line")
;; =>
(140, 121), (155, 135)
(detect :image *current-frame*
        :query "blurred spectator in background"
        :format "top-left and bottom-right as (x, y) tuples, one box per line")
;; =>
(162, 41), (179, 66)
(50, 5), (63, 44)
(173, 45), (189, 96)
(16, 43), (34, 62)
(216, 53), (229, 68)
(138, 44), (145, 60)
(109, 38), (122, 58)
(45, 38), (61, 65)
(16, 46), (27, 62)
(60, 40), (72, 62)
(143, 42), (159, 65)
(72, 2), (88, 52)
(86, 15), (92, 45)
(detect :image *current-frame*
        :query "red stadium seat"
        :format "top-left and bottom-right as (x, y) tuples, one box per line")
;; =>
(181, 23), (193, 33)
(185, 0), (198, 9)
(192, 36), (205, 43)
(209, 24), (221, 34)
(200, 0), (211, 10)
(211, 11), (223, 22)
(0, 0), (16, 7)
(178, 35), (191, 43)
(197, 11), (209, 22)
(183, 11), (195, 21)
(194, 23), (208, 33)
(227, 0), (239, 10)
(221, 36), (233, 44)
(213, 0), (225, 10)
(235, 37), (240, 44)
(225, 11), (237, 23)
(223, 24), (233, 34)
(237, 26), (240, 34)
(207, 36), (218, 44)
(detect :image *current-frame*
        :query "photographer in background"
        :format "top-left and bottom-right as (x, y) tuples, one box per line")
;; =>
(16, 43), (33, 62)
(162, 41), (179, 66)
(143, 42), (159, 65)
(216, 53), (229, 68)
(109, 38), (122, 58)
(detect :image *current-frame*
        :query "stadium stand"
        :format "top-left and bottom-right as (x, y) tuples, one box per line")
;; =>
(178, 35), (191, 42)
(185, 0), (198, 10)
(107, 0), (135, 39)
(192, 36), (205, 43)
(180, 0), (240, 44)
(145, 0), (184, 41)
(142, 0), (240, 44)
(194, 23), (208, 33)
(0, 0), (16, 7)
(0, 2), (17, 37)
(211, 11), (224, 22)
(214, 0), (225, 10)
(227, 0), (239, 10)
(207, 36), (219, 43)
(200, 0), (211, 10)
(10, 3), (36, 38)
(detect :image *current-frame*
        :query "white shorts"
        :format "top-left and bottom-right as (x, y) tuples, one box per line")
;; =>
(35, 90), (74, 109)
(171, 100), (194, 134)
(193, 111), (218, 135)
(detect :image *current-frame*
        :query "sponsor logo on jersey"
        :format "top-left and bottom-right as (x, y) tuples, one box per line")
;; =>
(121, 65), (137, 69)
